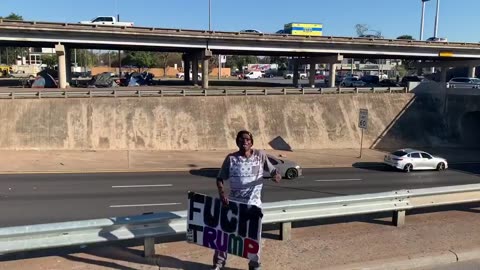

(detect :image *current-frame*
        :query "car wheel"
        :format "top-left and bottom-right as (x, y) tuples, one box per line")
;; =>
(436, 162), (446, 171)
(403, 163), (413, 173)
(285, 168), (298, 179)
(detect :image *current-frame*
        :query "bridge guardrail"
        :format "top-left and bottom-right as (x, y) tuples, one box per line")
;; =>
(0, 19), (476, 49)
(0, 183), (479, 257)
(0, 87), (408, 100)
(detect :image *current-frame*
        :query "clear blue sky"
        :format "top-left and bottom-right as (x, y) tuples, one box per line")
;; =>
(2, 0), (479, 42)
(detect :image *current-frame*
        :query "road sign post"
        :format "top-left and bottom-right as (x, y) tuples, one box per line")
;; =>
(358, 109), (368, 158)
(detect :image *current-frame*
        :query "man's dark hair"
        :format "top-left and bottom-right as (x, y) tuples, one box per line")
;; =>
(236, 130), (254, 145)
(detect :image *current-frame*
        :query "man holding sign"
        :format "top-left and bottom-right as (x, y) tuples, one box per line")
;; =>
(214, 130), (281, 270)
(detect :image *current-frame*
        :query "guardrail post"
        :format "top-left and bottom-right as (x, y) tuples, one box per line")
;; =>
(182, 90), (186, 97)
(264, 89), (267, 95)
(392, 210), (406, 227)
(372, 87), (376, 93)
(204, 90), (207, 96)
(89, 91), (92, 98)
(280, 222), (292, 241)
(143, 237), (156, 257)
(224, 89), (227, 96)
(301, 87), (305, 95)
(38, 91), (42, 99)
(338, 87), (342, 94)
(388, 87), (392, 93)
(245, 89), (248, 96)
(283, 88), (286, 95)
(355, 87), (359, 94)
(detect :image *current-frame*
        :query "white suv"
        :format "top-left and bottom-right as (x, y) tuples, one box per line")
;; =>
(244, 71), (262, 79)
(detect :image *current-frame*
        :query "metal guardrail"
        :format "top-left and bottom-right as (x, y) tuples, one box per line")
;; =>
(1, 184), (479, 256)
(0, 87), (408, 99)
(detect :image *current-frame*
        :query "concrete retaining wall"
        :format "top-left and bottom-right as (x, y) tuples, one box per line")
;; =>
(0, 94), (443, 150)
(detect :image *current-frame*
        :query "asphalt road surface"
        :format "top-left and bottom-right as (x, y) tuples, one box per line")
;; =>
(0, 163), (479, 227)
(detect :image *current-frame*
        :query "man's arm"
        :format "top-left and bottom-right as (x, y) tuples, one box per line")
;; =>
(217, 156), (230, 205)
(262, 151), (281, 183)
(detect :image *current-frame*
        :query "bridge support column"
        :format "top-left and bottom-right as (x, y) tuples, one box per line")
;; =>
(55, 44), (68, 89)
(440, 67), (447, 84)
(65, 46), (72, 86)
(192, 53), (199, 86)
(468, 66), (476, 78)
(182, 54), (191, 83)
(293, 59), (299, 87)
(202, 50), (212, 89)
(308, 62), (316, 88)
(328, 63), (337, 88)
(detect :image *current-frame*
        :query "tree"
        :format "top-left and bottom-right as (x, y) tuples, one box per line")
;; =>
(355, 24), (369, 37)
(397, 35), (414, 40)
(41, 54), (57, 68)
(225, 55), (257, 71)
(1, 13), (23, 20)
(157, 52), (171, 77)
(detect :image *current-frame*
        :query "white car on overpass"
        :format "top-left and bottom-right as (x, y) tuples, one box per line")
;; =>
(384, 149), (448, 172)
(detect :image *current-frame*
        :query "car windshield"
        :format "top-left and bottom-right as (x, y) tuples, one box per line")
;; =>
(391, 150), (407, 157)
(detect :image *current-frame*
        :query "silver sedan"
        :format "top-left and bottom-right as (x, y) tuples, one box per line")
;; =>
(265, 155), (302, 179)
(384, 148), (448, 172)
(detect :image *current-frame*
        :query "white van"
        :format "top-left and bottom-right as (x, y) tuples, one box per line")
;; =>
(244, 71), (262, 79)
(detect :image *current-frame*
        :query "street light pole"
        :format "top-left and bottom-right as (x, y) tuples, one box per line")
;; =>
(434, 0), (440, 38)
(208, 0), (211, 31)
(420, 0), (430, 40)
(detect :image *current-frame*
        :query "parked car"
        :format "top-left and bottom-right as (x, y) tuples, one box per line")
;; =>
(9, 70), (35, 79)
(284, 72), (307, 79)
(264, 155), (302, 179)
(176, 72), (202, 80)
(383, 149), (448, 172)
(340, 77), (366, 87)
(446, 77), (480, 88)
(244, 71), (263, 79)
(359, 34), (385, 39)
(400, 75), (423, 87)
(361, 75), (380, 85)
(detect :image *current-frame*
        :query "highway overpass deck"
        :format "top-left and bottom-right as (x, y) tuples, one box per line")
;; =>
(1, 19), (480, 59)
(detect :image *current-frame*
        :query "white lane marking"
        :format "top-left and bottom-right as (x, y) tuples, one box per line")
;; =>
(314, 179), (362, 182)
(111, 184), (173, 188)
(109, 203), (181, 208)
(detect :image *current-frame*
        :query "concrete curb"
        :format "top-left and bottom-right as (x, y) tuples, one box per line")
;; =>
(323, 248), (480, 270)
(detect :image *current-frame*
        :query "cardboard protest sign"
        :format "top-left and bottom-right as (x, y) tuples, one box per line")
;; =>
(186, 192), (263, 260)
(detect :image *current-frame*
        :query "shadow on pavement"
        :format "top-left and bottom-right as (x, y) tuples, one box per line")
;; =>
(352, 162), (397, 172)
(62, 254), (138, 270)
(189, 168), (220, 179)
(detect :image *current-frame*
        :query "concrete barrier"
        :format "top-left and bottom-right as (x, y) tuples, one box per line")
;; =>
(0, 94), (444, 150)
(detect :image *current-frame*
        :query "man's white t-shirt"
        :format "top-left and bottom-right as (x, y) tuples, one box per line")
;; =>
(217, 149), (277, 207)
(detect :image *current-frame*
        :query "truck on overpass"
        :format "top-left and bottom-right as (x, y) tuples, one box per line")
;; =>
(283, 22), (323, 36)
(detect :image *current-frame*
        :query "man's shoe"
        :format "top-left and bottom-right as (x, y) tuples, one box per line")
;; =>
(211, 266), (222, 270)
(249, 266), (262, 270)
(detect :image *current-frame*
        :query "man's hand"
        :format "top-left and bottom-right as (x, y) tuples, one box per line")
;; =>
(272, 172), (281, 183)
(219, 191), (229, 206)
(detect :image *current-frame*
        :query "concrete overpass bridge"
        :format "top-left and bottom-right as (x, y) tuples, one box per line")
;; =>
(1, 19), (480, 88)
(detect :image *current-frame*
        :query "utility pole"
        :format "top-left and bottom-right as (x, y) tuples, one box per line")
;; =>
(419, 0), (430, 40)
(434, 0), (440, 38)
